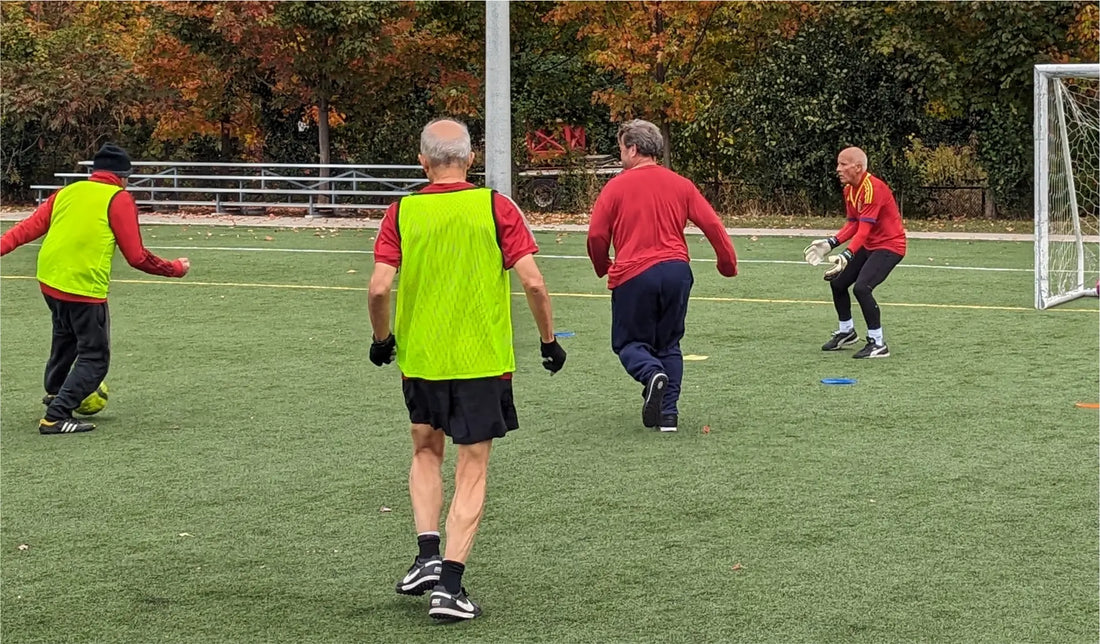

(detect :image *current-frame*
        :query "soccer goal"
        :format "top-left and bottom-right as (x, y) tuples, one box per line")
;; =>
(1034, 63), (1100, 310)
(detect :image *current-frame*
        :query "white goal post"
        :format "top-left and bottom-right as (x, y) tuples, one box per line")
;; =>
(1034, 63), (1100, 310)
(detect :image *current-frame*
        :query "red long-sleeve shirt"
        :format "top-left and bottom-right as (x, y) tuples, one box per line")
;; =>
(586, 164), (737, 289)
(0, 171), (186, 302)
(833, 172), (907, 256)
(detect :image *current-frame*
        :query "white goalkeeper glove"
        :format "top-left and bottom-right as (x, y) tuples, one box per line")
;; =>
(823, 249), (853, 281)
(803, 237), (838, 266)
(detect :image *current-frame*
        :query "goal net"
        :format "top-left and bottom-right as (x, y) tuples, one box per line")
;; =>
(1034, 64), (1100, 310)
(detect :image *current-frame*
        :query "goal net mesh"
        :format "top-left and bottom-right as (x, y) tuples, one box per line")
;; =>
(1036, 66), (1099, 309)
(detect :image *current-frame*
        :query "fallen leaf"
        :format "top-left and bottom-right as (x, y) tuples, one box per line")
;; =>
(17, 544), (29, 551)
(379, 506), (392, 513)
(178, 532), (193, 537)
(346, 269), (357, 274)
(731, 563), (743, 571)
(264, 236), (274, 241)
(702, 425), (711, 434)
(750, 235), (758, 241)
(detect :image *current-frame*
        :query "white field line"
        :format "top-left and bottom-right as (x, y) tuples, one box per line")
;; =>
(10, 243), (1033, 274)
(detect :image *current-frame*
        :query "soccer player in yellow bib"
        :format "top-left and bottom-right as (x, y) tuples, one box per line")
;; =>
(0, 143), (190, 434)
(368, 118), (566, 621)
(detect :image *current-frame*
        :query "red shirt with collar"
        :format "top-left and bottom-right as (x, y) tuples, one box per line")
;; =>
(834, 172), (907, 256)
(586, 164), (737, 289)
(0, 171), (186, 302)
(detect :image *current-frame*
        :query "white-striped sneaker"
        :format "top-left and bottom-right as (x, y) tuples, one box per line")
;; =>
(38, 417), (95, 435)
(395, 556), (441, 596)
(642, 372), (668, 428)
(822, 329), (859, 351)
(428, 585), (481, 621)
(853, 339), (890, 358)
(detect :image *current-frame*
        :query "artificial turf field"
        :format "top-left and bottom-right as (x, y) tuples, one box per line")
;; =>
(1, 222), (1097, 643)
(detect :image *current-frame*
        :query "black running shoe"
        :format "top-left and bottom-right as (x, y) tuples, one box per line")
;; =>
(658, 413), (678, 433)
(853, 340), (890, 359)
(642, 372), (668, 428)
(428, 585), (481, 621)
(39, 417), (95, 435)
(395, 556), (441, 596)
(821, 329), (859, 351)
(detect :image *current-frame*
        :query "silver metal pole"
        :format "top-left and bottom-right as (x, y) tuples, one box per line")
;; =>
(485, 0), (511, 194)
(1034, 66), (1050, 309)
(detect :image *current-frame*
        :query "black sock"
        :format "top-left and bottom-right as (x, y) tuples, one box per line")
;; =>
(417, 532), (440, 560)
(440, 560), (465, 594)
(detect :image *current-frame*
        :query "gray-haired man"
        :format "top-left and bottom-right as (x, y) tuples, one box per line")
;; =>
(368, 118), (566, 621)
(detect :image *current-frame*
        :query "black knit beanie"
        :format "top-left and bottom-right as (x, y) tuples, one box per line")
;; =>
(92, 143), (132, 176)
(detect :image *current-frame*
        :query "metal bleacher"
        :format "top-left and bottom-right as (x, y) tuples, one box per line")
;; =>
(31, 161), (433, 217)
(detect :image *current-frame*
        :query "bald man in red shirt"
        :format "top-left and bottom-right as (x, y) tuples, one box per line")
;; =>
(803, 147), (907, 358)
(587, 119), (737, 433)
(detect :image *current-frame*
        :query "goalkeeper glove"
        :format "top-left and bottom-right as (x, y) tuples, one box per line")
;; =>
(824, 249), (853, 281)
(803, 237), (838, 266)
(369, 333), (396, 366)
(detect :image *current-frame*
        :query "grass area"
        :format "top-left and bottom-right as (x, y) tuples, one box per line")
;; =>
(1, 224), (1097, 643)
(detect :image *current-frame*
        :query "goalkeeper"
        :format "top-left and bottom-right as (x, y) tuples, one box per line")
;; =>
(803, 147), (906, 358)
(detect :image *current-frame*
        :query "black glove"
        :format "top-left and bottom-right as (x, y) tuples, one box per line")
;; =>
(369, 333), (396, 366)
(540, 339), (567, 374)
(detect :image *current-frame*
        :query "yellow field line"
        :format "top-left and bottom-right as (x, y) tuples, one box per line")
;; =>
(1, 275), (1095, 313)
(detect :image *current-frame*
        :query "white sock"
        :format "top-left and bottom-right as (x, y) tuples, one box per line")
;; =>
(867, 328), (884, 345)
(838, 319), (855, 333)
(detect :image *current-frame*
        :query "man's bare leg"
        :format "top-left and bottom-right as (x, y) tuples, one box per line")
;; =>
(437, 440), (492, 589)
(410, 423), (445, 533)
(430, 439), (492, 620)
(396, 423), (446, 596)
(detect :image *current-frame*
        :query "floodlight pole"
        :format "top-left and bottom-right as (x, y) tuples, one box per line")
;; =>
(485, 0), (511, 194)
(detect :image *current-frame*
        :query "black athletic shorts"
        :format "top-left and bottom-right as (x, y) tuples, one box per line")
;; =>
(402, 376), (519, 445)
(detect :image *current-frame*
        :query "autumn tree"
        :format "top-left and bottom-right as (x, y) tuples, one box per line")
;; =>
(545, 1), (731, 167)
(138, 2), (270, 160)
(0, 1), (150, 194)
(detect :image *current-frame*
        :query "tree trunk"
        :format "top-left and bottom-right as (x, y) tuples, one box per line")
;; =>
(661, 120), (672, 168)
(317, 94), (331, 205)
(220, 118), (231, 161)
(653, 8), (672, 168)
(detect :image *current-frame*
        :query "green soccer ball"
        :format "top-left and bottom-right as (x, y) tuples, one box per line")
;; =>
(76, 382), (109, 416)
